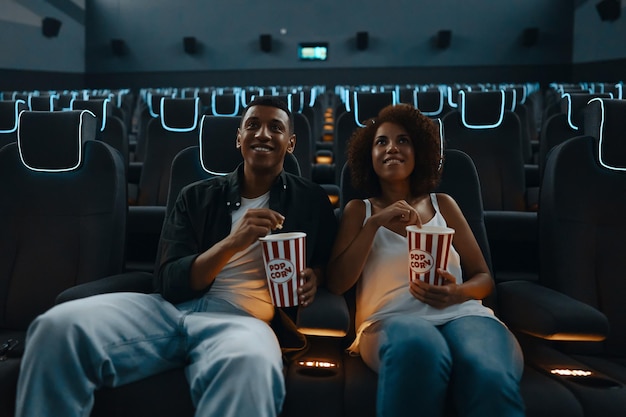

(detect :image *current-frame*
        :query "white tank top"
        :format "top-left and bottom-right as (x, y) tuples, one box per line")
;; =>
(349, 194), (498, 354)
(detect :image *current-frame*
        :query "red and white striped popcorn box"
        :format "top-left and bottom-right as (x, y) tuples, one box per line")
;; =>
(406, 225), (455, 286)
(259, 232), (306, 307)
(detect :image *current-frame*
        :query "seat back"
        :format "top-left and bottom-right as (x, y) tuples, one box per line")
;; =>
(166, 114), (301, 215)
(0, 100), (28, 149)
(538, 93), (612, 179)
(352, 91), (396, 126)
(415, 88), (451, 119)
(136, 97), (201, 205)
(134, 92), (175, 162)
(0, 110), (126, 330)
(208, 92), (242, 116)
(442, 90), (526, 211)
(540, 97), (626, 356)
(71, 98), (129, 170)
(28, 95), (58, 112)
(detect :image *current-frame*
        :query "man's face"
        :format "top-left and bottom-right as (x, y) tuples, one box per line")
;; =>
(237, 105), (295, 174)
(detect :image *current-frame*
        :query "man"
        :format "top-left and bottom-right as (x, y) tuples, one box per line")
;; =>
(15, 96), (338, 417)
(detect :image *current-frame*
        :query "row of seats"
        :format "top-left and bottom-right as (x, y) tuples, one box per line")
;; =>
(2, 94), (626, 416)
(1, 83), (622, 282)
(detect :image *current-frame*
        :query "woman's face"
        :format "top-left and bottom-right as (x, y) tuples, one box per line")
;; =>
(371, 122), (415, 182)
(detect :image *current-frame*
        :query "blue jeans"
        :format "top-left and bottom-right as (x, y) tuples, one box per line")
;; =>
(359, 315), (525, 417)
(15, 292), (285, 417)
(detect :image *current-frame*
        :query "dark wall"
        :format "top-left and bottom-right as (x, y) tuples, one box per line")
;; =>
(83, 64), (572, 91)
(85, 0), (574, 73)
(2, 0), (622, 91)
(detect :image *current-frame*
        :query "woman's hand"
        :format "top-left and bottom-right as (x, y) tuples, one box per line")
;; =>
(297, 268), (318, 307)
(370, 200), (422, 231)
(409, 268), (466, 309)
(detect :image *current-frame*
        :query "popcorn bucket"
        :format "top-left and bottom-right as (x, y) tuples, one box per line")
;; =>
(259, 232), (306, 307)
(406, 225), (454, 285)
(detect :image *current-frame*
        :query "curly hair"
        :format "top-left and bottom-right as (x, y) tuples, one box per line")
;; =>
(347, 103), (442, 197)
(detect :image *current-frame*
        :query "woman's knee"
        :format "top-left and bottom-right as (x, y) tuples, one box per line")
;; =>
(379, 317), (450, 366)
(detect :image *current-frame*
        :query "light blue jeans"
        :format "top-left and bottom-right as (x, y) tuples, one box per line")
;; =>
(359, 315), (525, 417)
(15, 292), (285, 417)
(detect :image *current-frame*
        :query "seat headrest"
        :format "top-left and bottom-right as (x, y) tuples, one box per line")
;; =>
(199, 115), (242, 175)
(560, 93), (612, 131)
(17, 110), (97, 172)
(147, 92), (173, 118)
(503, 89), (518, 112)
(584, 98), (626, 171)
(160, 97), (201, 132)
(71, 98), (114, 131)
(513, 85), (527, 104)
(28, 95), (58, 112)
(0, 100), (28, 133)
(273, 93), (304, 113)
(446, 86), (463, 109)
(459, 90), (505, 129)
(415, 90), (444, 116)
(211, 92), (241, 116)
(353, 91), (396, 126)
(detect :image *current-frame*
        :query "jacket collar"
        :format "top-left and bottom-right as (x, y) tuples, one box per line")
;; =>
(225, 163), (288, 212)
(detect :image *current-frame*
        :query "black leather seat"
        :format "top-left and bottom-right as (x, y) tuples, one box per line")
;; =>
(135, 97), (202, 206)
(0, 110), (127, 417)
(0, 99), (28, 149)
(71, 98), (130, 171)
(442, 90), (527, 212)
(442, 90), (539, 282)
(338, 149), (586, 417)
(500, 97), (626, 416)
(538, 92), (612, 182)
(50, 113), (348, 417)
(28, 94), (58, 112)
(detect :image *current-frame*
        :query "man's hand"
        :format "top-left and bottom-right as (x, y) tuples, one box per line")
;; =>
(228, 208), (285, 251)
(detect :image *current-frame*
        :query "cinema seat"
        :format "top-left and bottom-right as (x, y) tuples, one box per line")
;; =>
(0, 100), (28, 149)
(499, 97), (626, 417)
(50, 113), (347, 417)
(0, 110), (126, 417)
(71, 98), (130, 171)
(337, 149), (586, 417)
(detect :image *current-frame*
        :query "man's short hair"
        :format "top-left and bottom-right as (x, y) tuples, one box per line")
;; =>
(241, 96), (294, 133)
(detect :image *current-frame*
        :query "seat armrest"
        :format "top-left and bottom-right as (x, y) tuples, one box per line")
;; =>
(55, 272), (154, 304)
(296, 287), (349, 337)
(128, 161), (143, 184)
(497, 280), (609, 341)
(524, 164), (540, 188)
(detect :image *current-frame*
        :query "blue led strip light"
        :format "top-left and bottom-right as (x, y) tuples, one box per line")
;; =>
(211, 91), (240, 117)
(589, 98), (626, 172)
(160, 97), (200, 132)
(459, 90), (505, 129)
(198, 114), (229, 176)
(0, 100), (26, 133)
(17, 110), (96, 172)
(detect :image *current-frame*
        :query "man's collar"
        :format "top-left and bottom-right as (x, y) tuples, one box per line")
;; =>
(226, 163), (288, 211)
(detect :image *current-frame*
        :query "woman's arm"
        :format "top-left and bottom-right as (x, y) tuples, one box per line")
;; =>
(326, 200), (373, 294)
(327, 199), (421, 295)
(409, 193), (493, 307)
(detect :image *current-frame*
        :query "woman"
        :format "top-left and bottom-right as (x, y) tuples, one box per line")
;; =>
(327, 104), (524, 417)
